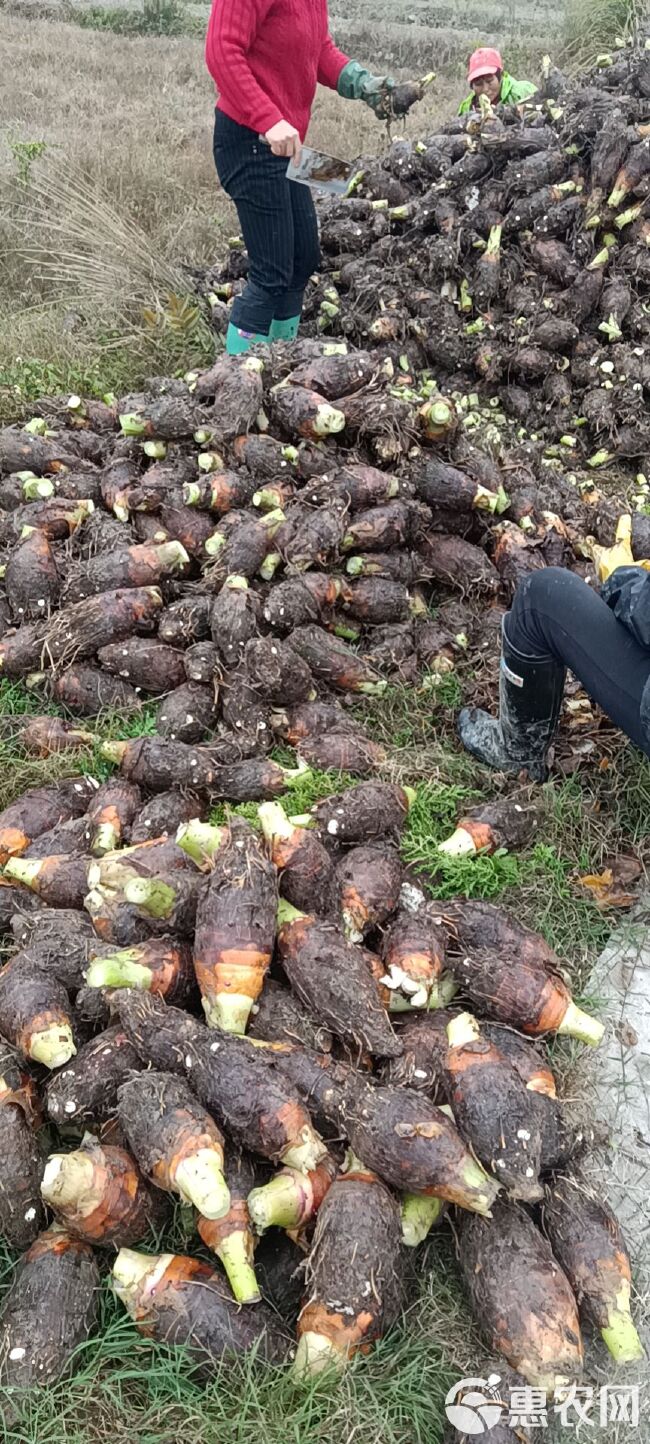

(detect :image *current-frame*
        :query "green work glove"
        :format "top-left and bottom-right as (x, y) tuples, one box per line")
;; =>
(337, 60), (395, 117)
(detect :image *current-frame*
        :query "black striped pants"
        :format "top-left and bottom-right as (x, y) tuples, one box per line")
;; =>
(213, 110), (320, 335)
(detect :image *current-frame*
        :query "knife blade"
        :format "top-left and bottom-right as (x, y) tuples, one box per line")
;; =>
(285, 146), (357, 195)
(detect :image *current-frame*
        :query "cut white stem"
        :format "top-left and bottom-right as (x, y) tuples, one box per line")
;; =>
(29, 1023), (76, 1069)
(173, 1150), (230, 1220)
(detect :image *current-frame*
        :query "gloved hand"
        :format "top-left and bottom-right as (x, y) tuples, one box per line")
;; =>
(337, 60), (396, 117)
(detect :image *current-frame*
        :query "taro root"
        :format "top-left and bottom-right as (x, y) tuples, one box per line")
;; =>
(5, 852), (90, 910)
(345, 552), (420, 584)
(85, 937), (194, 1005)
(312, 779), (415, 844)
(271, 384), (345, 440)
(346, 1080), (499, 1215)
(184, 640), (220, 684)
(0, 776), (95, 866)
(0, 1229), (100, 1388)
(158, 595), (212, 647)
(298, 732), (388, 776)
(130, 789), (206, 843)
(248, 1152), (337, 1235)
(0, 1039), (45, 1248)
(446, 897), (561, 973)
(112, 1248), (287, 1370)
(10, 907), (97, 992)
(380, 908), (453, 1012)
(52, 664), (141, 716)
(62, 540), (189, 604)
(341, 577), (421, 625)
(193, 817), (277, 1034)
(249, 977), (333, 1053)
(481, 1024), (557, 1098)
(97, 637), (187, 695)
(19, 716), (94, 759)
(211, 575), (260, 663)
(6, 530), (61, 619)
(277, 902), (402, 1058)
(278, 504), (344, 571)
(457, 1200), (584, 1391)
(379, 1010), (453, 1097)
(449, 946), (604, 1046)
(415, 457), (506, 514)
(288, 623), (386, 695)
(111, 991), (204, 1076)
(211, 756), (309, 803)
(156, 682), (217, 744)
(185, 1027), (328, 1172)
(232, 432), (298, 477)
(340, 501), (417, 554)
(0, 586), (163, 678)
(294, 1157), (403, 1376)
(258, 802), (334, 915)
(270, 699), (360, 746)
(418, 534), (499, 592)
(438, 799), (538, 858)
(85, 779), (142, 856)
(85, 867), (202, 946)
(244, 634), (315, 705)
(41, 1138), (161, 1247)
(118, 1070), (229, 1220)
(262, 574), (342, 633)
(444, 1013), (544, 1202)
(183, 470), (256, 514)
(330, 843), (402, 941)
(542, 1178), (643, 1364)
(308, 462), (400, 510)
(101, 736), (217, 792)
(45, 1025), (143, 1134)
(22, 816), (88, 862)
(0, 958), (76, 1068)
(286, 352), (376, 401)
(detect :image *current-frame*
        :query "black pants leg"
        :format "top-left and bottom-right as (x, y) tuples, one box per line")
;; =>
(213, 111), (320, 335)
(507, 568), (650, 756)
(273, 179), (320, 322)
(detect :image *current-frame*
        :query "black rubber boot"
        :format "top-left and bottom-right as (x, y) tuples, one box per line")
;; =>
(457, 621), (565, 782)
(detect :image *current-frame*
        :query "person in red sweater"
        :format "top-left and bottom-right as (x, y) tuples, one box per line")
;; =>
(206, 0), (394, 354)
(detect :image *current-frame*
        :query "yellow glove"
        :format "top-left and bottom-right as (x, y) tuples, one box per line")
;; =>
(588, 515), (642, 583)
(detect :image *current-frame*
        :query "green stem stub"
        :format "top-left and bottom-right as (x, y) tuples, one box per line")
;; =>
(400, 1193), (444, 1247)
(248, 1170), (310, 1232)
(557, 1000), (604, 1047)
(600, 1282), (644, 1363)
(215, 1229), (261, 1304)
(85, 955), (153, 992)
(124, 877), (176, 919)
(176, 820), (226, 867)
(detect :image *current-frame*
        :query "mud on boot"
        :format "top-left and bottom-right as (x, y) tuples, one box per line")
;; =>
(457, 623), (565, 783)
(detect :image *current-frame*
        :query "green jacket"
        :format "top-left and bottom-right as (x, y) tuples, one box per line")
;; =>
(458, 73), (537, 115)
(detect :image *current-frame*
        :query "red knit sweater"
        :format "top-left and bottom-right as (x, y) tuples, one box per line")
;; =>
(206, 0), (349, 140)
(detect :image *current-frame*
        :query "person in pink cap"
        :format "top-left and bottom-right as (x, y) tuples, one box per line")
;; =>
(459, 47), (536, 113)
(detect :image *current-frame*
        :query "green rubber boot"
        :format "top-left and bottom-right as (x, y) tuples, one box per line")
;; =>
(226, 322), (269, 356)
(269, 315), (301, 342)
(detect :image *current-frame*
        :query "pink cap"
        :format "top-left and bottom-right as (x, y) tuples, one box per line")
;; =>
(468, 47), (503, 84)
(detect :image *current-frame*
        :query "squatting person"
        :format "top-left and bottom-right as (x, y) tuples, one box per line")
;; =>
(206, 0), (395, 355)
(459, 47), (537, 114)
(458, 566), (650, 779)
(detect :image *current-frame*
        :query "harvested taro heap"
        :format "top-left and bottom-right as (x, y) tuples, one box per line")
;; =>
(0, 33), (646, 1415)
